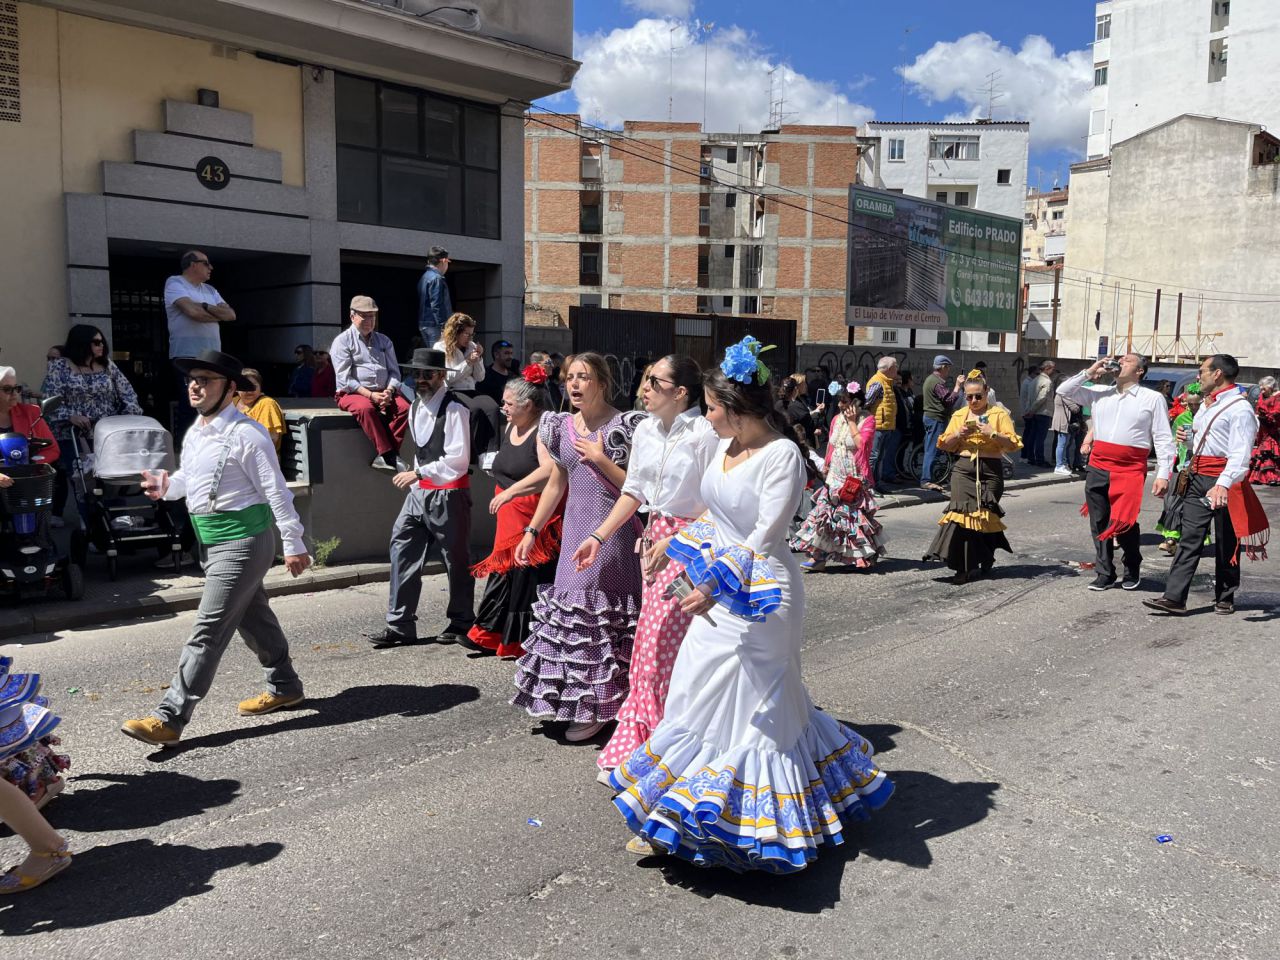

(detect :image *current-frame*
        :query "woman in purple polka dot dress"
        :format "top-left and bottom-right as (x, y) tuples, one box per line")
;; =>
(511, 353), (645, 741)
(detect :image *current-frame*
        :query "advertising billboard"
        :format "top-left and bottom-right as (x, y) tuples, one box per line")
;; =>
(846, 185), (1022, 332)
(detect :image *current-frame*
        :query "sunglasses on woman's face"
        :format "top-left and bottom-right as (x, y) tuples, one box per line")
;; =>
(646, 374), (675, 390)
(91, 338), (105, 345)
(965, 394), (986, 402)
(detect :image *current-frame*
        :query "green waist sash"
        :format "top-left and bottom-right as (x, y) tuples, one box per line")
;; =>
(189, 503), (272, 545)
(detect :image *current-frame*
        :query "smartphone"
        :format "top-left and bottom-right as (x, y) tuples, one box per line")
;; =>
(978, 414), (989, 425)
(815, 388), (826, 407)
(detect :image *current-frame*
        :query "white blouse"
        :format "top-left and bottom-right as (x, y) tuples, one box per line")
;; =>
(620, 407), (720, 520)
(433, 340), (487, 391)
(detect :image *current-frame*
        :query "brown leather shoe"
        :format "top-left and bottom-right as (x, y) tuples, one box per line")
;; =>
(120, 716), (181, 747)
(1142, 597), (1188, 616)
(238, 691), (305, 716)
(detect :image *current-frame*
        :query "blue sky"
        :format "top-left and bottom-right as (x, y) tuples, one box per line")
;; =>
(541, 0), (1095, 188)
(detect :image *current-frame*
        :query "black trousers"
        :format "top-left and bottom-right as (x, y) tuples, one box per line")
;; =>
(1163, 473), (1240, 606)
(1084, 465), (1142, 581)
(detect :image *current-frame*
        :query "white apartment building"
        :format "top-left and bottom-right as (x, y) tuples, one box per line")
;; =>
(858, 119), (1030, 352)
(1088, 0), (1280, 159)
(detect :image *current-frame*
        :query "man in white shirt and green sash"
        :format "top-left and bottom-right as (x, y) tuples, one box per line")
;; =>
(121, 350), (311, 747)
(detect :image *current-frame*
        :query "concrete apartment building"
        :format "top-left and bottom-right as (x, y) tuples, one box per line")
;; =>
(1, 0), (575, 401)
(524, 116), (861, 344)
(857, 119), (1030, 352)
(1061, 0), (1280, 365)
(1023, 187), (1069, 266)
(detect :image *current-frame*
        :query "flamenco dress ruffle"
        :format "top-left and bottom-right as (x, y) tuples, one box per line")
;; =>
(790, 485), (885, 567)
(0, 657), (69, 803)
(511, 587), (639, 723)
(611, 714), (891, 874)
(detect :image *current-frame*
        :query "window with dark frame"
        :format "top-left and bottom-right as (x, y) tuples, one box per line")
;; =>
(997, 168), (1011, 184)
(725, 192), (737, 208)
(726, 146), (737, 163)
(724, 245), (734, 258)
(335, 72), (501, 239)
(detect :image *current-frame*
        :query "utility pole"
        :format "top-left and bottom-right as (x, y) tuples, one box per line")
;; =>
(668, 23), (677, 122)
(701, 22), (715, 131)
(1050, 262), (1061, 354)
(1174, 292), (1184, 363)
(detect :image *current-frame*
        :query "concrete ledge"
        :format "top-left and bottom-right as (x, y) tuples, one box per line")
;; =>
(0, 562), (397, 642)
(134, 130), (284, 182)
(164, 100), (254, 145)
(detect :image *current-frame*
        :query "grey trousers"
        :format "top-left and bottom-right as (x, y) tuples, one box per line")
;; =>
(155, 529), (302, 730)
(387, 485), (475, 637)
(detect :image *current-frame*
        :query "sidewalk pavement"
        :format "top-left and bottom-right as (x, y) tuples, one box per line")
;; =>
(0, 463), (1082, 642)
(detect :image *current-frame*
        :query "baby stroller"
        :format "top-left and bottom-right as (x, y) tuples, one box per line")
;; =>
(68, 415), (186, 580)
(0, 401), (83, 601)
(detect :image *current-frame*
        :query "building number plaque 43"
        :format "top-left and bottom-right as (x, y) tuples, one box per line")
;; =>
(195, 156), (231, 191)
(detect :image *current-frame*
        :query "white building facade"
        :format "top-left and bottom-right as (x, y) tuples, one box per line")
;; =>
(858, 120), (1030, 352)
(1088, 0), (1280, 160)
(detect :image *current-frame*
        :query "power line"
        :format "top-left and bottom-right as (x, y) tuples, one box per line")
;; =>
(522, 105), (1280, 304)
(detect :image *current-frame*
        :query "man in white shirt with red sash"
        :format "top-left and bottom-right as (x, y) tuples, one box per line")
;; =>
(1145, 354), (1270, 615)
(121, 350), (311, 747)
(1058, 352), (1175, 591)
(367, 348), (475, 648)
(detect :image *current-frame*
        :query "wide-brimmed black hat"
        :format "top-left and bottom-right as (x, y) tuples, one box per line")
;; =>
(173, 349), (254, 390)
(399, 347), (448, 372)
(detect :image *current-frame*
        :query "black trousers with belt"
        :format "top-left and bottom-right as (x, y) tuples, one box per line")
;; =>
(1084, 465), (1142, 581)
(1163, 473), (1240, 606)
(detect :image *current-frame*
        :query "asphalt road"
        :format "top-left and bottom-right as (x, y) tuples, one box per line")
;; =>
(2, 482), (1278, 960)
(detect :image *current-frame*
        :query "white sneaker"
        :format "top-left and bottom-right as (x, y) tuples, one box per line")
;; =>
(564, 720), (608, 742)
(1053, 466), (1072, 476)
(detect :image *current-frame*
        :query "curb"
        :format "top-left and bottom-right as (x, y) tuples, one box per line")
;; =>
(875, 470), (1082, 511)
(0, 562), (400, 642)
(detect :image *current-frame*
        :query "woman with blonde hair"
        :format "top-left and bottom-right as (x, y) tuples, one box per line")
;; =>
(511, 352), (646, 742)
(435, 313), (487, 393)
(924, 374), (1022, 583)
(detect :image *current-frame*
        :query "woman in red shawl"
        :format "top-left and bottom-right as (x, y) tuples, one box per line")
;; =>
(464, 365), (564, 658)
(1248, 376), (1280, 486)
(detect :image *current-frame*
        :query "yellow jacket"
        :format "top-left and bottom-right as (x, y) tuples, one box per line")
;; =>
(940, 404), (1022, 458)
(869, 371), (898, 430)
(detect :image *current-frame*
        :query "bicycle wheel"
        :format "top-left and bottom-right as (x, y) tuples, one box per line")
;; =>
(931, 453), (955, 486)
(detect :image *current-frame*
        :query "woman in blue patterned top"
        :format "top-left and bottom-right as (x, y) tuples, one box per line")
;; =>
(40, 323), (143, 522)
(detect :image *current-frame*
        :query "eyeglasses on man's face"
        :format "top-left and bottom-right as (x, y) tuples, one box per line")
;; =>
(185, 375), (227, 390)
(0, 384), (21, 395)
(193, 259), (211, 267)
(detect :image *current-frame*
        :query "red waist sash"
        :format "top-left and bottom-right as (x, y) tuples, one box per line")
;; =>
(1191, 456), (1270, 562)
(418, 475), (470, 491)
(1082, 441), (1150, 540)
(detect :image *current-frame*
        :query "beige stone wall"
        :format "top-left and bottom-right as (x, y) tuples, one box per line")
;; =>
(0, 5), (304, 382)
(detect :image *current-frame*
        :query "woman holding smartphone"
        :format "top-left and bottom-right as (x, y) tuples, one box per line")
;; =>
(924, 373), (1022, 583)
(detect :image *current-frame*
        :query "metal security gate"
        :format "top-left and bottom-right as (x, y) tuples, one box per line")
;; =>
(569, 306), (796, 407)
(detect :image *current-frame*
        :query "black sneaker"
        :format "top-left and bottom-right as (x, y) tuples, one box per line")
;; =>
(367, 628), (415, 648)
(1088, 575), (1117, 591)
(1121, 575), (1142, 591)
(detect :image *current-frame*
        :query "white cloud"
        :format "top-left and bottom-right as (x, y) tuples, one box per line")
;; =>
(622, 0), (693, 16)
(901, 33), (1092, 154)
(570, 19), (873, 133)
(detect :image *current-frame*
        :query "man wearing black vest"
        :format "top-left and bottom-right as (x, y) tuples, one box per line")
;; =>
(367, 348), (475, 648)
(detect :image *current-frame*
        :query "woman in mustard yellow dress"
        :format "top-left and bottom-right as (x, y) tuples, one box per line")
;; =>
(236, 368), (286, 455)
(924, 374), (1022, 583)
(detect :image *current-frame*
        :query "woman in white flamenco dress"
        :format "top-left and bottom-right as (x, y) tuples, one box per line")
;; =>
(609, 340), (893, 874)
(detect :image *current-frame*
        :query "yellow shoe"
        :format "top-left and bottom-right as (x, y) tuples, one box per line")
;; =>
(120, 716), (181, 747)
(238, 691), (305, 716)
(0, 843), (72, 895)
(625, 836), (660, 857)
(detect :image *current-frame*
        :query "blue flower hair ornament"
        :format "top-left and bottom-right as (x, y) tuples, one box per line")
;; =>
(720, 335), (777, 385)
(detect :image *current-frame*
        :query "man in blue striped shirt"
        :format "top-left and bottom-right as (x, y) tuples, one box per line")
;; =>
(331, 295), (410, 472)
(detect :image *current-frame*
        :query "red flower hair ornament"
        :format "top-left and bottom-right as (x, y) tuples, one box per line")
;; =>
(521, 363), (549, 386)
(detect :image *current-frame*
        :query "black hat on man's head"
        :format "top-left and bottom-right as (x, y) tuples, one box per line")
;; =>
(173, 349), (253, 390)
(400, 348), (449, 372)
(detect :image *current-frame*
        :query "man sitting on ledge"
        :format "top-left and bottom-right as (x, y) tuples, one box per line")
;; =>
(330, 295), (410, 473)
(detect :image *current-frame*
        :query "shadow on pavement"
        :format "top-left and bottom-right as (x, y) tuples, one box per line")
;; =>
(144, 682), (480, 761)
(45, 771), (241, 833)
(644, 770), (998, 911)
(0, 839), (283, 934)
(835, 720), (902, 756)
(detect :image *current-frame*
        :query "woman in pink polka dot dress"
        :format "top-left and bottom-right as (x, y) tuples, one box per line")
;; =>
(572, 355), (718, 778)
